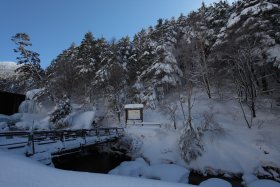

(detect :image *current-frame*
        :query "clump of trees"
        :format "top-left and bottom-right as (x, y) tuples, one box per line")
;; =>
(7, 0), (280, 160)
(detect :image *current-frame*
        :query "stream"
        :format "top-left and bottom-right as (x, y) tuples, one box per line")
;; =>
(52, 149), (131, 173)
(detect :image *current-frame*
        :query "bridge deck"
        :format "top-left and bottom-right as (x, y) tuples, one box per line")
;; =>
(0, 128), (125, 164)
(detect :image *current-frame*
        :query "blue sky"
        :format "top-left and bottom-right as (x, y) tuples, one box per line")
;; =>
(0, 0), (233, 68)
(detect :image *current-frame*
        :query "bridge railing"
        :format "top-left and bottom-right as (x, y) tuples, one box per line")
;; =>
(0, 127), (125, 138)
(0, 127), (125, 156)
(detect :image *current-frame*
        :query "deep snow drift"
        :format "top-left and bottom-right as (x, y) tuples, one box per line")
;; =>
(1, 150), (279, 187)
(0, 150), (191, 187)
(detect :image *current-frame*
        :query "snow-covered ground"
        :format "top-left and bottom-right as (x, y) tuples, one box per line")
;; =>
(1, 89), (280, 186)
(0, 150), (191, 187)
(184, 95), (280, 176)
(121, 92), (280, 177)
(1, 150), (279, 187)
(109, 91), (280, 186)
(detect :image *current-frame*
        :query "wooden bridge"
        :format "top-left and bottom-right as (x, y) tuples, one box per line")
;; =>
(0, 127), (125, 164)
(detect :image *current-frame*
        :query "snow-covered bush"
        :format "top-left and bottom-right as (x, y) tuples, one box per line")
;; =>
(49, 97), (72, 129)
(159, 101), (178, 129)
(179, 110), (225, 163)
(179, 125), (204, 163)
(136, 87), (157, 109)
(199, 111), (224, 134)
(104, 136), (137, 157)
(64, 111), (95, 129)
(119, 135), (143, 158)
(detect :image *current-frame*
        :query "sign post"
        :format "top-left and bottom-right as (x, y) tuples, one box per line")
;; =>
(124, 104), (144, 124)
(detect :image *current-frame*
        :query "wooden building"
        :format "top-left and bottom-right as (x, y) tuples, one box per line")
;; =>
(0, 91), (25, 115)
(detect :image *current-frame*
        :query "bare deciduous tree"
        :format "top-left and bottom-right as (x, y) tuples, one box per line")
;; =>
(185, 5), (213, 99)
(164, 102), (178, 129)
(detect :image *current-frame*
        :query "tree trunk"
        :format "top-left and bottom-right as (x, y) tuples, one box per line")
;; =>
(173, 117), (177, 130)
(251, 100), (256, 118)
(187, 82), (194, 131)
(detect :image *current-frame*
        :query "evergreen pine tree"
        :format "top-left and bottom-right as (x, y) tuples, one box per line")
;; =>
(11, 33), (44, 90)
(46, 43), (78, 99)
(76, 32), (97, 98)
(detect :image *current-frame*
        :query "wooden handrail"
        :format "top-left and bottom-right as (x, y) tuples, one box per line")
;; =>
(0, 127), (124, 137)
(0, 127), (125, 156)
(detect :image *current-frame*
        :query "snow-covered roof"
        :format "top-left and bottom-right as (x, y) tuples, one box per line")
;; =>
(124, 104), (144, 109)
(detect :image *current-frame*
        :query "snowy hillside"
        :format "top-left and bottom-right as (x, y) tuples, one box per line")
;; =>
(113, 91), (280, 183)
(0, 61), (18, 79)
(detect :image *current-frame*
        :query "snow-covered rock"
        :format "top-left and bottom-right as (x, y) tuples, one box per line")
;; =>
(248, 179), (280, 187)
(0, 113), (23, 130)
(0, 121), (9, 131)
(242, 174), (258, 185)
(199, 178), (232, 187)
(109, 158), (189, 183)
(140, 164), (189, 183)
(0, 114), (11, 124)
(109, 158), (149, 177)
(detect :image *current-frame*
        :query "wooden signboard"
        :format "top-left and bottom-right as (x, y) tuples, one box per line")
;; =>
(124, 104), (144, 124)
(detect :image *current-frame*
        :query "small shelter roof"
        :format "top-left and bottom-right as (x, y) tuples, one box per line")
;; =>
(124, 104), (144, 109)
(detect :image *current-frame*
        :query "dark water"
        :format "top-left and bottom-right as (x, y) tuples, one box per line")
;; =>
(52, 150), (131, 174)
(189, 170), (244, 187)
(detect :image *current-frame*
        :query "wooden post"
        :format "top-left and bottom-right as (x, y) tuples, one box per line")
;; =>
(125, 109), (128, 124)
(60, 132), (65, 148)
(83, 130), (86, 144)
(27, 132), (35, 156)
(140, 109), (143, 122)
(96, 129), (99, 136)
(31, 121), (35, 155)
(31, 133), (35, 155)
